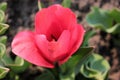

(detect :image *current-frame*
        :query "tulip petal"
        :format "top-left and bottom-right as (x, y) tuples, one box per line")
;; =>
(70, 24), (85, 54)
(12, 31), (54, 68)
(35, 4), (76, 40)
(35, 30), (70, 62)
(35, 34), (54, 62)
(53, 30), (70, 60)
(35, 8), (53, 38)
(48, 4), (77, 29)
(59, 24), (85, 64)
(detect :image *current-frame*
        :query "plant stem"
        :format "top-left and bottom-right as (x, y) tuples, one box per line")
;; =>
(38, 0), (42, 10)
(51, 63), (61, 80)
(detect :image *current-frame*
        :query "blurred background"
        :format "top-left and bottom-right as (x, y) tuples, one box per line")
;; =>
(0, 0), (120, 80)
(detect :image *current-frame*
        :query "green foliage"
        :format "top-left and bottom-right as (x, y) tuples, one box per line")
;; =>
(60, 47), (94, 80)
(0, 2), (9, 79)
(0, 2), (9, 35)
(81, 30), (95, 47)
(79, 53), (110, 80)
(0, 2), (7, 12)
(1, 48), (30, 73)
(0, 36), (7, 44)
(0, 23), (9, 35)
(38, 0), (42, 10)
(59, 47), (110, 80)
(0, 2), (30, 79)
(0, 66), (9, 79)
(1, 55), (30, 73)
(0, 43), (6, 59)
(35, 70), (55, 80)
(0, 34), (8, 79)
(86, 7), (120, 34)
(0, 10), (5, 22)
(62, 0), (71, 8)
(110, 9), (120, 23)
(10, 57), (30, 73)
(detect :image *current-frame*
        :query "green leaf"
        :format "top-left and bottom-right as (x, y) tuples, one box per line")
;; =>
(0, 23), (9, 35)
(0, 43), (6, 59)
(86, 7), (120, 34)
(62, 0), (71, 8)
(0, 2), (7, 12)
(60, 47), (94, 80)
(0, 36), (7, 44)
(106, 23), (120, 34)
(0, 66), (9, 79)
(38, 0), (42, 10)
(1, 53), (14, 66)
(79, 53), (110, 80)
(0, 10), (5, 22)
(10, 56), (30, 73)
(35, 70), (55, 80)
(110, 9), (120, 23)
(2, 54), (30, 73)
(86, 7), (113, 30)
(82, 31), (95, 47)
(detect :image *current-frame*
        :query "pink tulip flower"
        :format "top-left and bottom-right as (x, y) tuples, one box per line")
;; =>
(12, 4), (85, 68)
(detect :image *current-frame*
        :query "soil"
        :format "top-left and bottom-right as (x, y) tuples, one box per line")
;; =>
(0, 0), (120, 80)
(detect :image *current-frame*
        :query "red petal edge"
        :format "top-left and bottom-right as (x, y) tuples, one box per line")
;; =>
(11, 31), (54, 68)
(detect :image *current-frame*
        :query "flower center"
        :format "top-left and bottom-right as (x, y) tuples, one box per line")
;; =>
(51, 34), (57, 41)
(48, 39), (58, 53)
